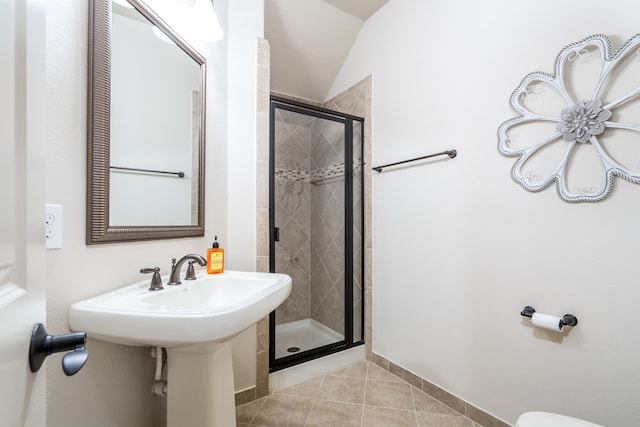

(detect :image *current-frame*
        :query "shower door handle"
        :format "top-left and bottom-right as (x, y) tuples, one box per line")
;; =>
(274, 227), (280, 242)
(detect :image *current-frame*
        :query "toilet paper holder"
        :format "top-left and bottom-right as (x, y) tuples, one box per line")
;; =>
(520, 306), (578, 327)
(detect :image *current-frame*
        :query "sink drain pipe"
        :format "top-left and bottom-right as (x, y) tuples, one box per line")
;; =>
(152, 380), (167, 397)
(151, 346), (167, 397)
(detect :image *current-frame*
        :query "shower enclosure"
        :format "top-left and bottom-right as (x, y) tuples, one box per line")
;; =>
(269, 96), (364, 371)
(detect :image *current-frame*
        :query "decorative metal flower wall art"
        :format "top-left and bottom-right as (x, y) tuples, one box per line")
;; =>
(498, 33), (640, 202)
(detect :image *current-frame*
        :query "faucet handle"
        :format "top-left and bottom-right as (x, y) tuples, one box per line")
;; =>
(185, 261), (197, 280)
(140, 267), (164, 291)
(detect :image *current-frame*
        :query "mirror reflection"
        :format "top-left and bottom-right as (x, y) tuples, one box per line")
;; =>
(87, 0), (206, 243)
(111, 2), (202, 226)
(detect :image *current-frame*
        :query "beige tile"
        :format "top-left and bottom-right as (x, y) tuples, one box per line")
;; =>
(364, 284), (372, 327)
(371, 350), (387, 366)
(421, 381), (465, 415)
(366, 362), (403, 382)
(275, 375), (322, 398)
(236, 396), (267, 424)
(411, 387), (459, 416)
(252, 394), (315, 426)
(364, 323), (372, 359)
(257, 38), (270, 67)
(415, 412), (474, 427)
(362, 406), (417, 427)
(256, 350), (269, 398)
(330, 361), (368, 378)
(256, 158), (269, 209)
(256, 256), (269, 273)
(235, 387), (257, 407)
(317, 374), (366, 404)
(389, 362), (422, 389)
(306, 400), (363, 427)
(465, 404), (511, 427)
(257, 64), (270, 115)
(256, 208), (270, 257)
(256, 112), (269, 161)
(365, 379), (414, 411)
(256, 316), (269, 353)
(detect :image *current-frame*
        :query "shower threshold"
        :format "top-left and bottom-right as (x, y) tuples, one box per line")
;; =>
(275, 319), (344, 359)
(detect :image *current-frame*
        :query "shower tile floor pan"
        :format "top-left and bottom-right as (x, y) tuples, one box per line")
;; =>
(275, 319), (344, 359)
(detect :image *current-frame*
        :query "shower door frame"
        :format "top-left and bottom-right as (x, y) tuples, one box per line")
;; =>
(269, 96), (365, 372)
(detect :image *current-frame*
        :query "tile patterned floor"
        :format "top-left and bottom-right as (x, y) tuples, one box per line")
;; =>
(236, 361), (482, 427)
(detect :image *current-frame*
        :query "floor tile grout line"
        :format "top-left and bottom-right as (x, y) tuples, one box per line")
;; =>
(303, 394), (318, 426)
(248, 396), (268, 425)
(302, 373), (327, 427)
(310, 397), (367, 406)
(365, 377), (405, 384)
(362, 403), (418, 413)
(410, 385), (420, 426)
(360, 362), (369, 426)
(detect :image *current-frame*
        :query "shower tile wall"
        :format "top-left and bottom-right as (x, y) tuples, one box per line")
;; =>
(351, 121), (363, 342)
(274, 109), (313, 325)
(322, 78), (371, 344)
(309, 119), (346, 334)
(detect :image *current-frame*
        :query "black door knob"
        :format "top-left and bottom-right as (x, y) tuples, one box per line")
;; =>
(29, 323), (88, 376)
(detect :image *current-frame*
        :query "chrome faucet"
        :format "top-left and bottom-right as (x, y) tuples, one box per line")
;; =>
(167, 254), (207, 285)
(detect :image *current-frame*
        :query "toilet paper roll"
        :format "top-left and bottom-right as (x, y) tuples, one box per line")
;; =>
(531, 312), (564, 332)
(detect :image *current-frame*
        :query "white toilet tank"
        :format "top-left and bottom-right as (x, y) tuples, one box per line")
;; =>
(516, 412), (603, 427)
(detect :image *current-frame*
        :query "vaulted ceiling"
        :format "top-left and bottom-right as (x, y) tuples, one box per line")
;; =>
(264, 0), (389, 102)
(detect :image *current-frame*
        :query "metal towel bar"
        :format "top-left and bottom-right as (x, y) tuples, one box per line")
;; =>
(110, 166), (185, 178)
(372, 149), (457, 173)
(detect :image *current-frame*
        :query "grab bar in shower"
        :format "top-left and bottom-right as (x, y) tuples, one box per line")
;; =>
(372, 149), (457, 173)
(110, 166), (185, 178)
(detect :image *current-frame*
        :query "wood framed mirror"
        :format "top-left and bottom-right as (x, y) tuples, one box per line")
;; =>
(87, 0), (206, 244)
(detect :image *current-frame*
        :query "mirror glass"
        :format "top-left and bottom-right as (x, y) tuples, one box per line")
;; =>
(88, 0), (206, 243)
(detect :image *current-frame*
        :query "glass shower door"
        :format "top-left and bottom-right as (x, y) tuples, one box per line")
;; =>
(269, 97), (363, 370)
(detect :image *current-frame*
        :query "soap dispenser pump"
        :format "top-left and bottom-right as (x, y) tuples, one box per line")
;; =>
(206, 236), (224, 274)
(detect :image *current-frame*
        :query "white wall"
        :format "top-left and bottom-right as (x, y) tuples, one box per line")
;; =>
(45, 0), (261, 425)
(226, 0), (265, 392)
(227, 0), (263, 271)
(329, 1), (640, 425)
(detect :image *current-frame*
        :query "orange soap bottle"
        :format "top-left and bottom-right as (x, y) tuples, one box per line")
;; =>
(206, 236), (224, 274)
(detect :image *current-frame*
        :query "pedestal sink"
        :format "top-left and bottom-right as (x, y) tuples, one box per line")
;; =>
(69, 270), (291, 426)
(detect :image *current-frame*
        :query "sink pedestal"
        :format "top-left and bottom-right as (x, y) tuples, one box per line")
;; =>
(68, 271), (292, 425)
(166, 341), (236, 427)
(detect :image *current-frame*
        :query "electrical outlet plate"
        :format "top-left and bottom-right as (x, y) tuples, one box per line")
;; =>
(45, 204), (62, 249)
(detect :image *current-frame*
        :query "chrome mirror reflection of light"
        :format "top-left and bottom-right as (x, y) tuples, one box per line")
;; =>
(191, 0), (224, 42)
(112, 0), (133, 8)
(152, 26), (176, 45)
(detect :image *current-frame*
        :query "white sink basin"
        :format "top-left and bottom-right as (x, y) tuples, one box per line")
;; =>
(69, 270), (291, 347)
